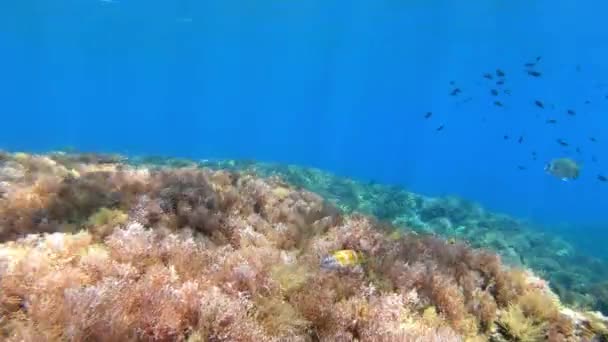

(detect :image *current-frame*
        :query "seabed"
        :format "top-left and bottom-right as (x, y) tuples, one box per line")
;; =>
(0, 151), (606, 341)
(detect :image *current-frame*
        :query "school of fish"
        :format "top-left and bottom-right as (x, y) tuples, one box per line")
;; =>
(422, 57), (606, 183)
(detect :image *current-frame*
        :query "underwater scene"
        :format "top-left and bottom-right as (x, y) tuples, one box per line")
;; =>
(1, 0), (608, 341)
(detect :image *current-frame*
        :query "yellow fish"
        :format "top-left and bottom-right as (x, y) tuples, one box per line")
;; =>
(320, 250), (365, 270)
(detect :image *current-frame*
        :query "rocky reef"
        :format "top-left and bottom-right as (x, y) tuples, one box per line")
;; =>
(172, 158), (608, 316)
(0, 151), (607, 341)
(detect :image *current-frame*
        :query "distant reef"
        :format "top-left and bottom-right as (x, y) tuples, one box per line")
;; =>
(0, 151), (607, 341)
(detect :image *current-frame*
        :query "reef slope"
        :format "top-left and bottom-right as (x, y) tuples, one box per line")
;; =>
(0, 152), (606, 341)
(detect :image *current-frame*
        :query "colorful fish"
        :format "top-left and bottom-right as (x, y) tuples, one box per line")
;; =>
(320, 250), (366, 270)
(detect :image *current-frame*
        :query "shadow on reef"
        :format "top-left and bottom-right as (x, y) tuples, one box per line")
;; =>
(0, 151), (607, 341)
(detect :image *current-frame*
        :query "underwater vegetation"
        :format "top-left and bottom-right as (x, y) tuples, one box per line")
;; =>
(186, 158), (608, 317)
(0, 151), (607, 341)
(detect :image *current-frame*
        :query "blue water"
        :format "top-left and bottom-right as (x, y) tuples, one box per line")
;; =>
(1, 0), (607, 231)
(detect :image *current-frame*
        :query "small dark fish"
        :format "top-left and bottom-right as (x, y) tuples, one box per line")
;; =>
(545, 119), (557, 124)
(585, 100), (591, 104)
(524, 62), (536, 68)
(494, 101), (504, 107)
(424, 112), (432, 119)
(590, 137), (597, 142)
(504, 89), (511, 95)
(449, 81), (455, 86)
(517, 165), (527, 170)
(490, 89), (499, 96)
(483, 73), (493, 80)
(503, 135), (510, 140)
(536, 56), (542, 62)
(535, 100), (544, 108)
(450, 88), (462, 96)
(496, 69), (505, 77)
(527, 70), (542, 77)
(462, 96), (473, 103)
(557, 139), (569, 147)
(496, 80), (505, 86)
(436, 125), (444, 131)
(566, 109), (576, 116)
(518, 136), (524, 144)
(598, 175), (607, 182)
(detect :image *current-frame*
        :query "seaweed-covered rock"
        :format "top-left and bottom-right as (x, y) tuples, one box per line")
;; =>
(192, 158), (608, 315)
(0, 152), (606, 342)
